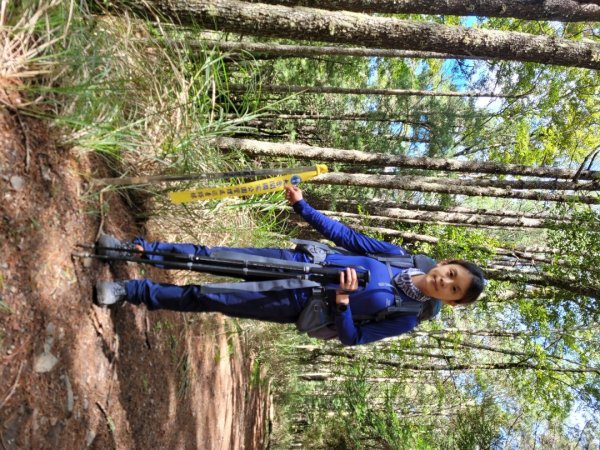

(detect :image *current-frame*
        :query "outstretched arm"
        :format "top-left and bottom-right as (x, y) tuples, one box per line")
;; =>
(285, 185), (407, 256)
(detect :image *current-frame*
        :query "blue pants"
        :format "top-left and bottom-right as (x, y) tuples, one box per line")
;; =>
(125, 238), (313, 323)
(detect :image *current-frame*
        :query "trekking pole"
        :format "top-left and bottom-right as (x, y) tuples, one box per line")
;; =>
(75, 246), (370, 286)
(92, 166), (319, 187)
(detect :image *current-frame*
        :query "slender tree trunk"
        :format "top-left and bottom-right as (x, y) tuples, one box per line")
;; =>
(378, 134), (430, 143)
(214, 138), (600, 180)
(205, 40), (497, 61)
(322, 123), (430, 143)
(364, 226), (556, 262)
(241, 120), (324, 142)
(363, 359), (600, 374)
(327, 199), (570, 221)
(120, 0), (600, 69)
(484, 268), (600, 298)
(452, 142), (517, 158)
(299, 373), (432, 383)
(93, 165), (318, 187)
(254, 109), (488, 119)
(249, 112), (430, 125)
(254, 0), (600, 22)
(325, 172), (599, 191)
(413, 326), (599, 339)
(491, 256), (535, 266)
(512, 244), (560, 254)
(321, 349), (600, 373)
(464, 176), (597, 191)
(313, 172), (600, 204)
(345, 212), (544, 231)
(434, 336), (582, 366)
(247, 119), (318, 133)
(230, 83), (522, 98)
(320, 207), (567, 229)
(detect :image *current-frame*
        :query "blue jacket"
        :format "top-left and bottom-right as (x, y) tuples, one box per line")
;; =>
(294, 200), (420, 346)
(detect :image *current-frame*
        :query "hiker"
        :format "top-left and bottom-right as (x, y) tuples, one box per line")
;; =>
(96, 185), (485, 346)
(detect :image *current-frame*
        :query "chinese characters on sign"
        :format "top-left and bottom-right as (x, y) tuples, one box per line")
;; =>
(169, 165), (328, 204)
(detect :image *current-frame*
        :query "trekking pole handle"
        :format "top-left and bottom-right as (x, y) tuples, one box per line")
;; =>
(312, 266), (370, 286)
(351, 268), (370, 285)
(360, 270), (370, 284)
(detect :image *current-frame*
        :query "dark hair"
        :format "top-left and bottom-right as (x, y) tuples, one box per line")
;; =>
(443, 259), (485, 305)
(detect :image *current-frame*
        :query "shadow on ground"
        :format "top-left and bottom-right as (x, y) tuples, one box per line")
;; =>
(0, 110), (270, 449)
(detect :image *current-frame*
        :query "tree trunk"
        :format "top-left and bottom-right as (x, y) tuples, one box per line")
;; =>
(435, 337), (546, 359)
(299, 373), (428, 383)
(327, 199), (570, 221)
(214, 138), (600, 180)
(378, 134), (430, 143)
(326, 172), (599, 191)
(313, 172), (600, 204)
(252, 112), (430, 127)
(484, 268), (600, 298)
(253, 109), (489, 119)
(412, 326), (599, 338)
(452, 142), (517, 158)
(206, 40), (494, 60)
(254, 0), (600, 22)
(322, 349), (600, 373)
(229, 83), (522, 98)
(121, 0), (600, 69)
(320, 207), (567, 229)
(241, 119), (324, 142)
(365, 226), (556, 262)
(434, 336), (581, 366)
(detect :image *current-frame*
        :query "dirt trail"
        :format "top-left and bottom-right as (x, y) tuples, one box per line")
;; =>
(0, 110), (270, 449)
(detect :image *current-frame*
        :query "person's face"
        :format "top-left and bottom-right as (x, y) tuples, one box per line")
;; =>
(420, 263), (473, 305)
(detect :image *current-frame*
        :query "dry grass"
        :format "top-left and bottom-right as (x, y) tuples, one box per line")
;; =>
(0, 0), (70, 107)
(0, 0), (272, 246)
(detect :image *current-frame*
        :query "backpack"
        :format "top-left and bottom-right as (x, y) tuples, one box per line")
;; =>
(292, 239), (442, 337)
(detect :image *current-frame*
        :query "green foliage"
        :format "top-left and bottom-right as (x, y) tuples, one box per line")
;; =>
(513, 119), (531, 164)
(427, 226), (497, 264)
(545, 208), (600, 323)
(445, 398), (505, 450)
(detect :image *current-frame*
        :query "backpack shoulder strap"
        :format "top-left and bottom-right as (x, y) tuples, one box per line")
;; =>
(353, 254), (440, 323)
(369, 253), (414, 268)
(413, 254), (437, 273)
(292, 238), (351, 263)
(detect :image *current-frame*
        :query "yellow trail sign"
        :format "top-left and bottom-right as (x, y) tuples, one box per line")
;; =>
(169, 165), (328, 204)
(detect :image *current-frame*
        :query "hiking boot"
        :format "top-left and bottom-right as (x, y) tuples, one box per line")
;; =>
(95, 281), (128, 306)
(96, 233), (137, 258)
